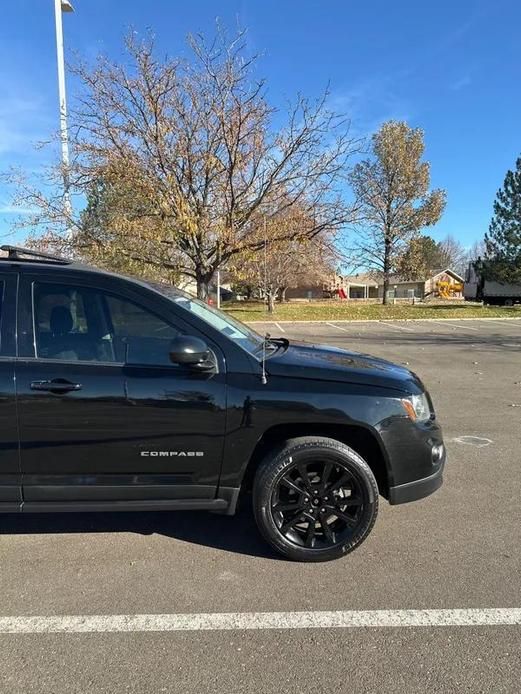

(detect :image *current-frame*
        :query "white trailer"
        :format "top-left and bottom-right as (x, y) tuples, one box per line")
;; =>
(464, 263), (521, 306)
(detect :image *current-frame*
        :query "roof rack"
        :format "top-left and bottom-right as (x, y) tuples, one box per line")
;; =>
(0, 245), (72, 265)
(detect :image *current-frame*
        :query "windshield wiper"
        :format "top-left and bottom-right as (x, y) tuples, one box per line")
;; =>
(254, 334), (289, 355)
(266, 335), (289, 349)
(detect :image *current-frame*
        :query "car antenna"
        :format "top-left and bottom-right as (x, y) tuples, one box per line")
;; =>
(261, 333), (269, 385)
(261, 219), (269, 386)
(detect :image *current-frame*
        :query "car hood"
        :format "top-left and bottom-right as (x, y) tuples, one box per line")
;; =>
(266, 340), (424, 394)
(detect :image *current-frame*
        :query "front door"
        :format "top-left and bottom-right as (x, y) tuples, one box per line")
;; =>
(0, 271), (20, 510)
(15, 273), (226, 505)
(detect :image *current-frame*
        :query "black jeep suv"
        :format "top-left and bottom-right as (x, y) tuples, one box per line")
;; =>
(0, 246), (445, 561)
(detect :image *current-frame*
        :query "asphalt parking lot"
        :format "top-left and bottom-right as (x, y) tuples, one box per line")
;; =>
(1, 318), (520, 693)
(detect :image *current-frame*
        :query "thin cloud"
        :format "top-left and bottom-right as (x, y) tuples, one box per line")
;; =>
(0, 66), (57, 156)
(450, 75), (472, 91)
(0, 92), (52, 155)
(330, 72), (412, 139)
(0, 204), (38, 215)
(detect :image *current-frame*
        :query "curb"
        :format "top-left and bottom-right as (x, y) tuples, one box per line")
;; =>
(244, 317), (521, 325)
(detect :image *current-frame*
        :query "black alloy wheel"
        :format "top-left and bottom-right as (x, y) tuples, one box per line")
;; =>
(271, 457), (365, 549)
(253, 437), (379, 562)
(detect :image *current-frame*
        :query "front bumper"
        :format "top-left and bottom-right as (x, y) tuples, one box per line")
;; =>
(377, 407), (446, 504)
(388, 459), (444, 504)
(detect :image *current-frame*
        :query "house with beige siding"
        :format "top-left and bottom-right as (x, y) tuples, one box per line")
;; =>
(339, 269), (464, 300)
(288, 269), (465, 300)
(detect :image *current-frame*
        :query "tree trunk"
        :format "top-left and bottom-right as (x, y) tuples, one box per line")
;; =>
(267, 288), (276, 313)
(195, 267), (213, 302)
(382, 235), (392, 305)
(279, 286), (288, 302)
(196, 279), (209, 301)
(382, 274), (389, 305)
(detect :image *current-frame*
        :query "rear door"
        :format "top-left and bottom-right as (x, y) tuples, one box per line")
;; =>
(0, 270), (21, 510)
(15, 270), (227, 505)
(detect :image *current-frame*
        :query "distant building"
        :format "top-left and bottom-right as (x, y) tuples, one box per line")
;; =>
(329, 272), (379, 299)
(287, 269), (465, 301)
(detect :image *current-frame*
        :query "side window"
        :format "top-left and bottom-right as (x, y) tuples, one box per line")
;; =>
(34, 282), (181, 365)
(104, 295), (180, 366)
(34, 283), (109, 362)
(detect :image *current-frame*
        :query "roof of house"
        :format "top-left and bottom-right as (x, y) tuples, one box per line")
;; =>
(338, 268), (465, 286)
(339, 272), (379, 285)
(428, 268), (465, 283)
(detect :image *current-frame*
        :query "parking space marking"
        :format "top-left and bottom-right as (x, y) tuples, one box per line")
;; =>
(428, 320), (480, 331)
(453, 436), (493, 448)
(326, 322), (350, 332)
(379, 321), (415, 332)
(488, 319), (521, 328)
(273, 322), (286, 333)
(1, 609), (520, 634)
(246, 318), (521, 326)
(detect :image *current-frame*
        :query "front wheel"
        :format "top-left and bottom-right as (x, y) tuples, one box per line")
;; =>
(253, 437), (379, 562)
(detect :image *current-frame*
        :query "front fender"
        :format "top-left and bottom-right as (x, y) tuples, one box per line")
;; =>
(219, 373), (408, 491)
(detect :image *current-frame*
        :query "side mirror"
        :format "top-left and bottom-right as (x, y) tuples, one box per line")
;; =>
(169, 335), (212, 368)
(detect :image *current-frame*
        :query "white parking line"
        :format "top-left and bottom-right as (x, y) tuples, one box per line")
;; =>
(273, 322), (286, 333)
(379, 321), (415, 332)
(246, 318), (521, 325)
(428, 320), (479, 331)
(488, 319), (521, 328)
(326, 322), (350, 332)
(0, 609), (520, 634)
(453, 436), (493, 448)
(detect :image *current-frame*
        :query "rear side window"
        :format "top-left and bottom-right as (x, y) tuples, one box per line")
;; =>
(33, 283), (108, 362)
(35, 285), (89, 335)
(33, 282), (180, 365)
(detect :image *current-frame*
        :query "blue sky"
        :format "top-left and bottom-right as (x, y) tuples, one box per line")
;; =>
(0, 0), (520, 248)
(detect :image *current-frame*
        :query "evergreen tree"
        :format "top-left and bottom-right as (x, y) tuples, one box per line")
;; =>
(483, 156), (521, 283)
(397, 235), (445, 280)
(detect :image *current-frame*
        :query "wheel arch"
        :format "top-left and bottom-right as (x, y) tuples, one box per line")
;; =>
(240, 423), (391, 500)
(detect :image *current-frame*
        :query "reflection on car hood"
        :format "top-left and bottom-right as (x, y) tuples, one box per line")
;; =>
(267, 340), (424, 393)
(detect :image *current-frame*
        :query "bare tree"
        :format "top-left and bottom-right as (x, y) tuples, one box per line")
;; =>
(9, 27), (360, 300)
(466, 239), (486, 265)
(22, 176), (184, 285)
(230, 207), (339, 312)
(349, 121), (446, 303)
(437, 234), (468, 275)
(277, 233), (337, 303)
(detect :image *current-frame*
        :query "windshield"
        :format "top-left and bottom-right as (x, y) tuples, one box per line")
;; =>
(145, 282), (265, 357)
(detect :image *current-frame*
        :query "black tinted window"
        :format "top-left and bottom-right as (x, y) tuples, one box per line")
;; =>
(34, 282), (180, 365)
(104, 295), (180, 365)
(34, 284), (107, 362)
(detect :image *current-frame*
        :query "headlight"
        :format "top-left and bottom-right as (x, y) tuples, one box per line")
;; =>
(401, 393), (431, 422)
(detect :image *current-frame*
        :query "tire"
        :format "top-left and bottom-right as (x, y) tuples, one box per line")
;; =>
(253, 436), (379, 562)
(504, 298), (514, 307)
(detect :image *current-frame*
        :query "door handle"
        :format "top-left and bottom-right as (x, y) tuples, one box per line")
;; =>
(30, 379), (83, 394)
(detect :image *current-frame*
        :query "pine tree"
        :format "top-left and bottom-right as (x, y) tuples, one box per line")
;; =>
(483, 156), (521, 283)
(397, 236), (445, 280)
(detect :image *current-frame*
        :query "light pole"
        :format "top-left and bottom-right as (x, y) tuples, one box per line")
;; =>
(54, 0), (74, 228)
(216, 269), (221, 309)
